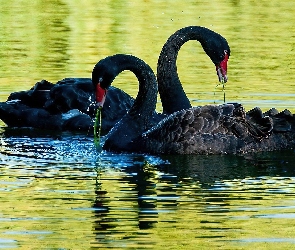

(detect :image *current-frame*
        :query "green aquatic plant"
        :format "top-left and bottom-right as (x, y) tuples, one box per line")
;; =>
(94, 106), (102, 150)
(214, 78), (226, 103)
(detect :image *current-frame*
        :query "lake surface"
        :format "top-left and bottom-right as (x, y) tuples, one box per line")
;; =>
(1, 1), (295, 249)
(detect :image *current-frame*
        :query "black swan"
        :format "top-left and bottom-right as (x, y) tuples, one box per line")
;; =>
(0, 78), (133, 133)
(93, 54), (295, 154)
(0, 26), (229, 133)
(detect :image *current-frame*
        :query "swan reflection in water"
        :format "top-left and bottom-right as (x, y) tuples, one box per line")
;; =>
(90, 149), (295, 243)
(92, 156), (160, 234)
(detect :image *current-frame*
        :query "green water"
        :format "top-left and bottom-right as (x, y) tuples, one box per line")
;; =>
(1, 134), (295, 249)
(1, 1), (295, 249)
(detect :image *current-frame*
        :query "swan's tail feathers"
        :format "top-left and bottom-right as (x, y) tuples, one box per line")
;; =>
(264, 108), (294, 133)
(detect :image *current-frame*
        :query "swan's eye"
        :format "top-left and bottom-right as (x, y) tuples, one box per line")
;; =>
(224, 49), (230, 57)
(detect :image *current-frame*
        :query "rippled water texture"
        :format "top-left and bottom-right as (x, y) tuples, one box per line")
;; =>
(1, 1), (295, 249)
(1, 131), (295, 249)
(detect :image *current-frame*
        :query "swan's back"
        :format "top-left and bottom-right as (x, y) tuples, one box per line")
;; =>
(142, 103), (246, 154)
(139, 103), (295, 155)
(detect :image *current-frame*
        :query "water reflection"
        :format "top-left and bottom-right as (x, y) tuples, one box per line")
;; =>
(160, 151), (295, 184)
(1, 130), (295, 249)
(92, 174), (112, 232)
(92, 159), (161, 247)
(34, 0), (71, 73)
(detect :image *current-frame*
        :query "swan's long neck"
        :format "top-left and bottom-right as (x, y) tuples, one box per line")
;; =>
(103, 55), (158, 150)
(110, 55), (157, 119)
(157, 26), (215, 114)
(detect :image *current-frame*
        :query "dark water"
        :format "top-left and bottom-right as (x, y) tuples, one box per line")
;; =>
(1, 1), (295, 249)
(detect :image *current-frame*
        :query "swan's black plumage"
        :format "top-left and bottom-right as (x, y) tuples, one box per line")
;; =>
(139, 105), (292, 154)
(93, 54), (160, 152)
(0, 78), (133, 133)
(95, 54), (295, 154)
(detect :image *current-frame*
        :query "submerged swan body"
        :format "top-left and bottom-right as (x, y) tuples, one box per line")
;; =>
(94, 54), (295, 155)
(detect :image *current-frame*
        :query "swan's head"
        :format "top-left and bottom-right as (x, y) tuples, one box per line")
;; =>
(215, 50), (229, 83)
(200, 32), (230, 83)
(94, 78), (107, 107)
(92, 57), (118, 107)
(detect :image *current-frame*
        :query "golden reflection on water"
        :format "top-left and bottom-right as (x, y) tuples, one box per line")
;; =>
(1, 137), (295, 249)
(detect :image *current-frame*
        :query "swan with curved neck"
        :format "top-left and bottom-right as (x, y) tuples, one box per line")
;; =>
(94, 54), (295, 154)
(92, 54), (158, 151)
(157, 26), (230, 114)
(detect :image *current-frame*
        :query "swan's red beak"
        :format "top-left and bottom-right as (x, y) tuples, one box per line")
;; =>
(95, 83), (107, 107)
(216, 53), (229, 83)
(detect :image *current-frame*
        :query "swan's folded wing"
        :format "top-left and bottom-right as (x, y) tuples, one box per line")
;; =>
(140, 105), (239, 154)
(140, 103), (271, 154)
(142, 105), (232, 144)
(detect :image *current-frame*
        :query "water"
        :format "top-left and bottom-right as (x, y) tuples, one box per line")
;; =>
(1, 1), (295, 249)
(1, 130), (295, 249)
